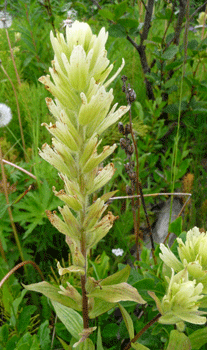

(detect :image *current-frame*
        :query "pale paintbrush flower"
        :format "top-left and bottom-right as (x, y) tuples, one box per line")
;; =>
(38, 20), (130, 268)
(197, 12), (207, 26)
(0, 103), (12, 127)
(160, 227), (207, 293)
(149, 269), (206, 325)
(24, 22), (145, 348)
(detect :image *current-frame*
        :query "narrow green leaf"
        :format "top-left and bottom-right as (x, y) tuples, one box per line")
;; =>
(166, 330), (191, 350)
(189, 327), (207, 349)
(97, 327), (104, 350)
(161, 46), (179, 60)
(23, 281), (82, 311)
(101, 264), (130, 286)
(52, 301), (83, 340)
(57, 336), (72, 350)
(148, 291), (162, 314)
(168, 217), (182, 237)
(131, 343), (150, 350)
(118, 303), (134, 340)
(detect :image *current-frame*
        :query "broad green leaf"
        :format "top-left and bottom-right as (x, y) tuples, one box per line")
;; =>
(0, 324), (9, 343)
(101, 264), (130, 286)
(133, 278), (155, 291)
(108, 24), (126, 38)
(114, 1), (128, 20)
(23, 281), (82, 311)
(17, 305), (37, 334)
(76, 338), (95, 350)
(118, 303), (134, 340)
(118, 18), (139, 29)
(189, 327), (207, 349)
(131, 343), (150, 350)
(37, 320), (50, 350)
(88, 282), (146, 304)
(97, 327), (104, 350)
(89, 298), (115, 318)
(30, 335), (40, 350)
(52, 301), (83, 340)
(169, 217), (182, 237)
(98, 9), (115, 21)
(166, 330), (191, 350)
(161, 46), (179, 60)
(188, 39), (198, 50)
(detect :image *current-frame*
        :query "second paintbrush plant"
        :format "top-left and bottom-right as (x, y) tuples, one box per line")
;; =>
(24, 21), (145, 347)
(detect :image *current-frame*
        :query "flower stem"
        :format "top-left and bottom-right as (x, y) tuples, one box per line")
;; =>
(5, 28), (21, 86)
(81, 274), (89, 329)
(80, 219), (89, 328)
(0, 63), (27, 161)
(123, 313), (161, 350)
(0, 145), (25, 265)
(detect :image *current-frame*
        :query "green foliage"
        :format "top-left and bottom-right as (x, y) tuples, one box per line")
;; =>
(13, 180), (61, 239)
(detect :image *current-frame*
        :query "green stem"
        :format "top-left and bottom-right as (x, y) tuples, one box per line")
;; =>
(0, 145), (25, 265)
(123, 313), (161, 350)
(5, 28), (21, 86)
(1, 64), (27, 162)
(80, 191), (89, 329)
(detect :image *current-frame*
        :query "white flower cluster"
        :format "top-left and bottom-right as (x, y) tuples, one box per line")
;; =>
(112, 248), (124, 256)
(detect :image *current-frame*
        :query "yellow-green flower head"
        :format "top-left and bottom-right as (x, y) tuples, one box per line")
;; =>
(197, 12), (207, 26)
(150, 269), (206, 325)
(161, 269), (206, 325)
(39, 21), (129, 175)
(177, 227), (207, 266)
(39, 21), (130, 257)
(160, 227), (207, 293)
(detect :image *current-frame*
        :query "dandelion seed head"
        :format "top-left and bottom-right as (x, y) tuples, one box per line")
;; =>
(0, 103), (12, 127)
(0, 11), (12, 29)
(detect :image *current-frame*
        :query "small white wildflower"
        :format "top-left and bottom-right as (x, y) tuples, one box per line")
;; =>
(112, 248), (124, 257)
(62, 8), (77, 28)
(67, 9), (77, 18)
(15, 32), (21, 42)
(0, 11), (12, 29)
(0, 103), (12, 127)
